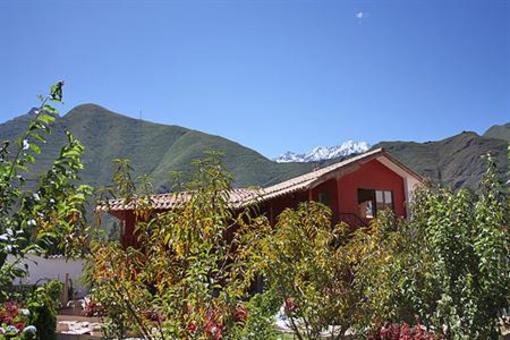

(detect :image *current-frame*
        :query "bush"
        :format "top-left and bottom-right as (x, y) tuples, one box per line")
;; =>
(88, 154), (274, 339)
(260, 202), (357, 339)
(351, 155), (510, 338)
(26, 280), (63, 340)
(231, 289), (281, 340)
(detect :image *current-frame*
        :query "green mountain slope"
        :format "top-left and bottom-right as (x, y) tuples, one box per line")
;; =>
(484, 123), (510, 141)
(374, 131), (509, 189)
(0, 104), (313, 190)
(1, 104), (508, 192)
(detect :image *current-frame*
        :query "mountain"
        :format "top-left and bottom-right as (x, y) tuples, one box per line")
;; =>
(374, 131), (508, 190)
(1, 104), (508, 192)
(0, 104), (313, 190)
(275, 141), (370, 163)
(484, 122), (510, 141)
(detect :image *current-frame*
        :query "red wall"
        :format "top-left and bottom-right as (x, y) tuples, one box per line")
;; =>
(118, 159), (407, 247)
(261, 159), (406, 226)
(336, 159), (406, 217)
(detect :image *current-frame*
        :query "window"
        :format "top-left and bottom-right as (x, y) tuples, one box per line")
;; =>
(358, 189), (375, 219)
(318, 191), (330, 207)
(376, 190), (393, 212)
(358, 189), (394, 219)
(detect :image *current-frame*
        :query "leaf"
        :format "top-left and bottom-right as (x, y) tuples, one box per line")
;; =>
(37, 113), (56, 124)
(29, 143), (41, 154)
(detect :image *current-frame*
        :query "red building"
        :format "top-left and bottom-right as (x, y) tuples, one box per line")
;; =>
(97, 148), (423, 247)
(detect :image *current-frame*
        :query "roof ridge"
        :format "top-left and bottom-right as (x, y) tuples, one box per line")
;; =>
(260, 148), (385, 196)
(96, 148), (425, 213)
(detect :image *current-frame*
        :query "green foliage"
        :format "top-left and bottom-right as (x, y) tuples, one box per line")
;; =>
(230, 289), (280, 340)
(0, 83), (92, 338)
(351, 155), (510, 338)
(26, 280), (63, 340)
(0, 104), (316, 192)
(0, 82), (92, 296)
(260, 202), (357, 339)
(89, 152), (273, 339)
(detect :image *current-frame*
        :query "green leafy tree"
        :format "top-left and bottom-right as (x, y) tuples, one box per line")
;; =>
(89, 153), (273, 339)
(352, 156), (510, 339)
(260, 202), (358, 339)
(26, 280), (64, 340)
(0, 81), (92, 292)
(0, 82), (92, 338)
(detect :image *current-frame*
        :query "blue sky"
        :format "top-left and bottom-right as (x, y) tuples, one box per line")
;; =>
(1, 0), (509, 158)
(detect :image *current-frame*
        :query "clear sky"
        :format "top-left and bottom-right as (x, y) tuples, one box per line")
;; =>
(1, 0), (509, 158)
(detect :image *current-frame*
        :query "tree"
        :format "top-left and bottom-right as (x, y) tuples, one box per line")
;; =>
(0, 82), (92, 337)
(351, 155), (510, 339)
(0, 81), (92, 290)
(88, 153), (273, 339)
(260, 202), (359, 339)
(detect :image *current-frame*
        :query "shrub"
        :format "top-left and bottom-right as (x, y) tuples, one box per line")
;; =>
(352, 155), (510, 338)
(88, 153), (273, 339)
(0, 301), (33, 338)
(260, 202), (358, 339)
(0, 83), (90, 339)
(26, 281), (63, 340)
(231, 289), (281, 340)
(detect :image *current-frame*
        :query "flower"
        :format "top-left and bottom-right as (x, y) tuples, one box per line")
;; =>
(5, 325), (19, 335)
(22, 139), (29, 150)
(187, 321), (198, 333)
(20, 308), (30, 316)
(23, 325), (37, 335)
(234, 304), (248, 323)
(15, 322), (25, 331)
(284, 297), (297, 314)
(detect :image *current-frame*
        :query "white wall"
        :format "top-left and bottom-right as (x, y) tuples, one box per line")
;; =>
(7, 255), (87, 298)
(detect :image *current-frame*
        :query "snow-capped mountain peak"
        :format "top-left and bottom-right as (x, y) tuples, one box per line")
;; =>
(275, 140), (370, 163)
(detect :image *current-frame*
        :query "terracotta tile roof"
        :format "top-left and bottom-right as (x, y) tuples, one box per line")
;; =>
(259, 148), (385, 200)
(96, 148), (422, 213)
(96, 188), (261, 212)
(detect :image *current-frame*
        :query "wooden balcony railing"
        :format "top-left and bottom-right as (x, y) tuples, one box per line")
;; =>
(337, 213), (369, 229)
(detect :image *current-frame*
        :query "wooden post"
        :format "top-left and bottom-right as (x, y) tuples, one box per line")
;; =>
(269, 202), (274, 225)
(62, 273), (69, 306)
(308, 189), (313, 202)
(336, 176), (342, 218)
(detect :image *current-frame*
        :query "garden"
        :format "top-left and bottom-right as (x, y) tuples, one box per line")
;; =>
(0, 83), (509, 339)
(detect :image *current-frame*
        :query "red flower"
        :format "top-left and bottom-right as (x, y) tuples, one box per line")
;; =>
(15, 321), (25, 331)
(5, 302), (18, 316)
(284, 297), (297, 314)
(399, 322), (411, 340)
(204, 320), (223, 340)
(204, 310), (224, 340)
(187, 321), (197, 333)
(233, 304), (248, 323)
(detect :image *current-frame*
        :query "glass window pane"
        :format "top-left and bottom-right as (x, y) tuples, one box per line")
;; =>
(365, 201), (374, 218)
(318, 192), (330, 206)
(384, 191), (392, 203)
(358, 189), (375, 219)
(375, 191), (384, 203)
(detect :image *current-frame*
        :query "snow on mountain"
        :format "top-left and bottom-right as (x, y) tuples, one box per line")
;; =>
(275, 140), (370, 163)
